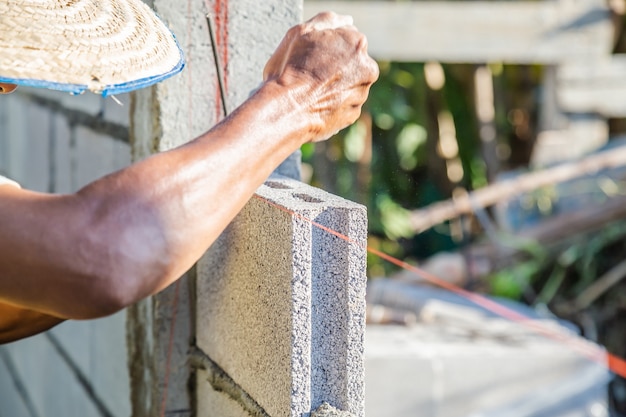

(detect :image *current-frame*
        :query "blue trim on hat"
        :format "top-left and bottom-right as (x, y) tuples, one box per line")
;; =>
(0, 77), (86, 95)
(100, 55), (185, 96)
(0, 37), (185, 96)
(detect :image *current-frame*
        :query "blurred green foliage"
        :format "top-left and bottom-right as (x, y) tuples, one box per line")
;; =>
(302, 61), (544, 278)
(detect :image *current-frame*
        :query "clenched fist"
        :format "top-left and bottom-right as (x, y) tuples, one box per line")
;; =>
(263, 12), (379, 142)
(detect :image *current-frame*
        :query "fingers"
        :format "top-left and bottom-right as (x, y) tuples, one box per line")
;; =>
(261, 11), (378, 143)
(263, 12), (362, 82)
(304, 11), (354, 32)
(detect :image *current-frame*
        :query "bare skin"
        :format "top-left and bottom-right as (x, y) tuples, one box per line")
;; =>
(0, 12), (379, 343)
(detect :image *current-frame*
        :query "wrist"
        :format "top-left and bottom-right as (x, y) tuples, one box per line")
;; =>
(254, 78), (320, 146)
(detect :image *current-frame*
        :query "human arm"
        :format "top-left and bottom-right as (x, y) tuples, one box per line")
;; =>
(0, 12), (379, 322)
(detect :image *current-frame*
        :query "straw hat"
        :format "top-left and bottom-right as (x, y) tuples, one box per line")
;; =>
(0, 0), (184, 96)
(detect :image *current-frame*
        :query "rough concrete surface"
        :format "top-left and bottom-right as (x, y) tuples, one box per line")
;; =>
(128, 1), (304, 412)
(364, 280), (611, 417)
(196, 176), (367, 417)
(196, 372), (254, 417)
(311, 402), (356, 417)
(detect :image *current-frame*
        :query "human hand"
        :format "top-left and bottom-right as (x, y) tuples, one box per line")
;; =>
(263, 12), (379, 142)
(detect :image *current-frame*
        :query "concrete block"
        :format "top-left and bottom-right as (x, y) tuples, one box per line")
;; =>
(531, 115), (609, 167)
(304, 0), (613, 64)
(74, 126), (131, 189)
(311, 403), (356, 417)
(196, 176), (367, 417)
(558, 55), (626, 118)
(226, 1), (301, 109)
(145, 0), (301, 178)
(149, 0), (219, 151)
(128, 2), (304, 415)
(226, 0), (302, 179)
(364, 324), (609, 417)
(196, 371), (251, 417)
(126, 273), (195, 417)
(364, 280), (611, 417)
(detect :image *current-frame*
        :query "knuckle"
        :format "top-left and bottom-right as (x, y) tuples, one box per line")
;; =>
(288, 24), (305, 37)
(358, 33), (368, 49)
(317, 10), (337, 20)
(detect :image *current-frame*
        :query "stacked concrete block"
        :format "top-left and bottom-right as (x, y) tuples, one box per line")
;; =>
(125, 1), (223, 414)
(127, 1), (343, 416)
(195, 176), (367, 417)
(364, 280), (611, 417)
(0, 87), (132, 417)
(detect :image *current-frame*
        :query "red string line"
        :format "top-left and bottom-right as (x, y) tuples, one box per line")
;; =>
(159, 2), (624, 413)
(254, 194), (626, 379)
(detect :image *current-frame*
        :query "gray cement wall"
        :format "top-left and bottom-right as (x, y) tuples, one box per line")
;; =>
(0, 88), (132, 417)
(196, 177), (367, 417)
(128, 1), (368, 416)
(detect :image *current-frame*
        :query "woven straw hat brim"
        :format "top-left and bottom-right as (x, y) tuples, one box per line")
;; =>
(0, 0), (185, 96)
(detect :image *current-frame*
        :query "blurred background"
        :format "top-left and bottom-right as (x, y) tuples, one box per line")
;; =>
(304, 0), (626, 415)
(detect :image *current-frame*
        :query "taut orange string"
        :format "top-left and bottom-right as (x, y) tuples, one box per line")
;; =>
(255, 193), (626, 379)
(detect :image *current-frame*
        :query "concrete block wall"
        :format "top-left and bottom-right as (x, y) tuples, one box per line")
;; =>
(0, 88), (132, 417)
(195, 176), (367, 417)
(128, 1), (369, 416)
(364, 280), (611, 417)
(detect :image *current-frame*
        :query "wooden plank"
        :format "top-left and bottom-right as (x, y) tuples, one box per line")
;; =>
(558, 55), (626, 117)
(304, 0), (613, 63)
(407, 144), (626, 234)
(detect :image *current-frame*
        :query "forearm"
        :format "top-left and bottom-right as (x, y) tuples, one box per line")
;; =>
(80, 81), (309, 289)
(0, 11), (378, 322)
(0, 82), (308, 319)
